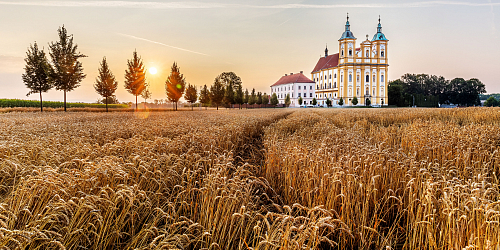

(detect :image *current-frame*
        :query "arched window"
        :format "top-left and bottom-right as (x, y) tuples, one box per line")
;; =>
(349, 74), (352, 82)
(341, 50), (344, 56)
(356, 88), (360, 96)
(366, 50), (369, 57)
(381, 75), (384, 83)
(373, 75), (376, 83)
(381, 51), (385, 57)
(341, 75), (343, 83)
(334, 74), (337, 78)
(366, 75), (369, 83)
(349, 49), (352, 56)
(324, 83), (327, 89)
(324, 75), (327, 80)
(357, 75), (360, 82)
(328, 83), (331, 88)
(366, 87), (369, 95)
(334, 82), (337, 88)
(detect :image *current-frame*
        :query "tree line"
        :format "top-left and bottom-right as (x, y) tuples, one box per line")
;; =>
(388, 73), (486, 107)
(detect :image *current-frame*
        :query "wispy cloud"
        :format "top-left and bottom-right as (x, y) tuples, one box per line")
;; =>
(0, 1), (499, 9)
(117, 33), (209, 56)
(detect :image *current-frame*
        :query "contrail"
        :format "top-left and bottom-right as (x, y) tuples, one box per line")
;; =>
(0, 1), (499, 9)
(117, 33), (209, 56)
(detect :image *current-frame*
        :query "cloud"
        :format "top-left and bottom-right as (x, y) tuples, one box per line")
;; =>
(117, 33), (209, 56)
(0, 1), (499, 9)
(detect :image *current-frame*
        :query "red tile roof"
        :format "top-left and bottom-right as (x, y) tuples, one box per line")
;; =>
(311, 48), (361, 73)
(271, 73), (315, 87)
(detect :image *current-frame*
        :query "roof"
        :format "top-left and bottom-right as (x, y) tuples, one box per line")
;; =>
(372, 21), (388, 41)
(271, 73), (315, 87)
(339, 17), (356, 40)
(311, 48), (360, 73)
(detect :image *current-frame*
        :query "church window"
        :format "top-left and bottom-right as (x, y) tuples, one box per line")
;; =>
(329, 75), (332, 79)
(349, 49), (352, 56)
(349, 74), (352, 82)
(381, 51), (385, 57)
(373, 75), (376, 83)
(381, 87), (385, 97)
(310, 86), (313, 90)
(366, 75), (369, 82)
(381, 75), (384, 82)
(348, 88), (352, 96)
(334, 82), (337, 88)
(325, 75), (327, 80)
(334, 74), (337, 78)
(324, 83), (327, 89)
(357, 88), (360, 96)
(310, 93), (313, 97)
(366, 50), (369, 57)
(298, 93), (301, 97)
(357, 75), (360, 82)
(335, 93), (337, 98)
(366, 87), (369, 95)
(341, 75), (343, 83)
(373, 88), (376, 96)
(298, 86), (301, 90)
(341, 50), (344, 56)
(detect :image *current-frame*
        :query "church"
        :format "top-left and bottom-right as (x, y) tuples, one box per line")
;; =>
(312, 15), (389, 106)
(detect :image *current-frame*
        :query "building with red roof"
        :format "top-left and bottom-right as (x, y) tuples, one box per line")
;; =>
(270, 71), (315, 107)
(311, 14), (389, 106)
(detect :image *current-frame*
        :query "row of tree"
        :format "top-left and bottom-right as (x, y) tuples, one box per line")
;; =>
(388, 73), (486, 107)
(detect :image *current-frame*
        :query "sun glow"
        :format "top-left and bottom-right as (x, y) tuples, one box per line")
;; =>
(149, 67), (157, 75)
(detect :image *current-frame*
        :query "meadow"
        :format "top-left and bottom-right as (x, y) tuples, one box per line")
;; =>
(0, 108), (499, 249)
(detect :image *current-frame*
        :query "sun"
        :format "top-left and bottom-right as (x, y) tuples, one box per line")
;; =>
(149, 67), (157, 75)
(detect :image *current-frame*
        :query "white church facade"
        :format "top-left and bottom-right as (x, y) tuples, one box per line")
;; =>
(270, 72), (316, 107)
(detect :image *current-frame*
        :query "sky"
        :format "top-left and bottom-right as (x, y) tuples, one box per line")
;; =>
(0, 0), (499, 103)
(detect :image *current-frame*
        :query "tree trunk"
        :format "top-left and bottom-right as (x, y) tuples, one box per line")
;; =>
(135, 95), (138, 111)
(40, 91), (43, 112)
(64, 90), (67, 112)
(216, 104), (218, 110)
(106, 96), (108, 112)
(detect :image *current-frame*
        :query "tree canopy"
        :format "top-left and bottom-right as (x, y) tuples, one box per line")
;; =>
(23, 42), (52, 112)
(165, 62), (186, 111)
(210, 76), (225, 110)
(94, 57), (118, 112)
(124, 50), (147, 110)
(199, 84), (210, 109)
(184, 84), (198, 110)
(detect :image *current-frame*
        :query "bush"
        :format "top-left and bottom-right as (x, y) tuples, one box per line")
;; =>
(0, 99), (128, 109)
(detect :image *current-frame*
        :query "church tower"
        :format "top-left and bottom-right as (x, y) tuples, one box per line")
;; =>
(371, 16), (389, 105)
(338, 14), (357, 103)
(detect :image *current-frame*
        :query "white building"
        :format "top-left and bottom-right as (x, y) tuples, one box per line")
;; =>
(270, 71), (316, 107)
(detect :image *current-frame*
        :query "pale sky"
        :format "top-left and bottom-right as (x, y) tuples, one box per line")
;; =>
(1, 0), (499, 103)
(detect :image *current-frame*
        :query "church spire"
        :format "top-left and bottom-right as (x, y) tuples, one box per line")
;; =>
(325, 44), (328, 57)
(372, 15), (388, 41)
(339, 13), (356, 40)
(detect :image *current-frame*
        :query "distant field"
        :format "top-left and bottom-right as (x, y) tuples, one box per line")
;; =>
(0, 108), (499, 249)
(0, 98), (128, 109)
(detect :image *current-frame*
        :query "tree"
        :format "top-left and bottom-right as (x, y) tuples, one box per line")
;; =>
(271, 93), (278, 106)
(262, 93), (269, 106)
(98, 96), (119, 104)
(388, 80), (405, 106)
(199, 84), (211, 110)
(352, 96), (358, 105)
(284, 93), (291, 107)
(224, 83), (234, 108)
(338, 97), (344, 106)
(141, 88), (151, 109)
(23, 42), (52, 112)
(49, 25), (86, 112)
(124, 50), (147, 111)
(249, 88), (256, 106)
(185, 84), (198, 110)
(298, 96), (303, 105)
(244, 89), (250, 105)
(484, 96), (499, 107)
(235, 85), (244, 109)
(165, 62), (186, 111)
(210, 77), (225, 110)
(365, 98), (371, 106)
(325, 98), (331, 107)
(256, 92), (263, 107)
(94, 57), (118, 112)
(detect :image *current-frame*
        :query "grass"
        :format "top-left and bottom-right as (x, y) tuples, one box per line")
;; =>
(0, 108), (499, 249)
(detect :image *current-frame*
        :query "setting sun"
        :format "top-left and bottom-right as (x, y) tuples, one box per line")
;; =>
(149, 67), (157, 75)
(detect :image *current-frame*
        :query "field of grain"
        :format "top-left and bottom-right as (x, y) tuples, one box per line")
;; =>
(0, 108), (499, 249)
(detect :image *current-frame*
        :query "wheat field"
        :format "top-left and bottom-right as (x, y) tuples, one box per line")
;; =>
(0, 108), (499, 249)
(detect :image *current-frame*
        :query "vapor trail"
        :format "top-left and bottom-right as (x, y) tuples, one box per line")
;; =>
(117, 33), (209, 56)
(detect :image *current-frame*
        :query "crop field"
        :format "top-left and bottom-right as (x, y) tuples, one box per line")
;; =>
(0, 108), (499, 249)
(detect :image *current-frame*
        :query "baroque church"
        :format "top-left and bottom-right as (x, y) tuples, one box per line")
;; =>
(312, 15), (389, 106)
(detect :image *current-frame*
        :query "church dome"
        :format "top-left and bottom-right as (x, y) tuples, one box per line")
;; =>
(339, 15), (356, 40)
(372, 17), (388, 41)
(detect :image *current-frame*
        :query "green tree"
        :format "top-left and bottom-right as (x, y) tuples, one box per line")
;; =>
(284, 93), (291, 107)
(94, 57), (118, 112)
(124, 50), (147, 111)
(256, 92), (263, 107)
(210, 76), (225, 110)
(325, 98), (331, 107)
(352, 96), (358, 105)
(184, 84), (198, 110)
(23, 42), (53, 112)
(224, 83), (234, 108)
(244, 89), (249, 104)
(270, 93), (279, 106)
(388, 80), (405, 106)
(49, 25), (86, 112)
(298, 96), (303, 105)
(484, 96), (499, 107)
(365, 98), (371, 106)
(235, 85), (244, 109)
(141, 88), (151, 109)
(249, 88), (256, 106)
(312, 98), (317, 106)
(199, 84), (210, 110)
(165, 62), (186, 111)
(338, 97), (344, 106)
(262, 93), (269, 106)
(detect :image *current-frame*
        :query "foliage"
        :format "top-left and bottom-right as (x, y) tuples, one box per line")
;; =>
(244, 89), (249, 104)
(284, 94), (290, 106)
(484, 96), (499, 107)
(256, 92), (262, 105)
(365, 98), (371, 106)
(352, 96), (358, 105)
(184, 84), (198, 110)
(0, 99), (127, 109)
(234, 85), (244, 108)
(325, 98), (330, 107)
(97, 96), (120, 105)
(338, 97), (344, 106)
(22, 42), (53, 112)
(210, 76), (225, 110)
(124, 51), (147, 110)
(480, 93), (500, 101)
(270, 93), (278, 106)
(312, 98), (317, 106)
(48, 25), (87, 111)
(165, 62), (186, 111)
(262, 93), (269, 105)
(248, 88), (256, 105)
(298, 96), (303, 106)
(94, 57), (118, 112)
(199, 84), (210, 108)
